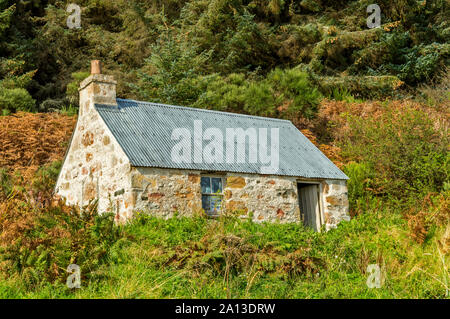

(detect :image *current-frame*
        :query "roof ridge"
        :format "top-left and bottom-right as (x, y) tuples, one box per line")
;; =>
(115, 98), (292, 123)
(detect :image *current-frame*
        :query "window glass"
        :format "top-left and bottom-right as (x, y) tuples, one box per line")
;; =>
(211, 196), (222, 211)
(201, 177), (211, 193)
(211, 177), (222, 193)
(202, 195), (222, 215)
(201, 176), (224, 216)
(202, 195), (211, 213)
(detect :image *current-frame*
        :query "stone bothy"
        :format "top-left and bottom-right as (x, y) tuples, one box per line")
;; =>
(56, 61), (350, 231)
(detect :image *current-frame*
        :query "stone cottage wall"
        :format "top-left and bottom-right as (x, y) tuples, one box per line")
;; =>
(221, 174), (300, 223)
(58, 141), (349, 227)
(322, 180), (350, 230)
(131, 168), (350, 228)
(55, 76), (134, 222)
(131, 169), (300, 222)
(131, 167), (204, 218)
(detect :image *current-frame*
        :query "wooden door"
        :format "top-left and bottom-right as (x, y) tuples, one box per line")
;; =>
(298, 184), (321, 231)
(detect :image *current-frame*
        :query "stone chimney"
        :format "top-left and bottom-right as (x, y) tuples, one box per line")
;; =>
(78, 60), (117, 112)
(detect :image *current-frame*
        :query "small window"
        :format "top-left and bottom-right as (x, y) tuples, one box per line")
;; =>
(201, 176), (224, 216)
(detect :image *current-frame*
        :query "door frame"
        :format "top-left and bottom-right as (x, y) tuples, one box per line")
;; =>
(296, 180), (325, 232)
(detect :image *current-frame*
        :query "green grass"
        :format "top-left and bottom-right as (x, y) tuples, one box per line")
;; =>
(1, 206), (448, 299)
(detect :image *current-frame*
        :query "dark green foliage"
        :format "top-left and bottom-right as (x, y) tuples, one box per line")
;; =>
(343, 162), (374, 213)
(185, 68), (322, 118)
(354, 31), (450, 85)
(0, 1), (14, 36)
(340, 105), (449, 200)
(66, 71), (90, 105)
(0, 87), (35, 113)
(0, 1), (37, 113)
(317, 75), (403, 99)
(267, 68), (322, 118)
(191, 72), (278, 116)
(179, 0), (277, 73)
(0, 0), (447, 113)
(135, 65), (321, 118)
(131, 27), (212, 105)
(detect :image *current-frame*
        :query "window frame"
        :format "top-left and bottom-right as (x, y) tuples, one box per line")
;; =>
(200, 175), (225, 217)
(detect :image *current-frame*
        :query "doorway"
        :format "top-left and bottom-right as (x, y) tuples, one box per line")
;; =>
(297, 183), (322, 231)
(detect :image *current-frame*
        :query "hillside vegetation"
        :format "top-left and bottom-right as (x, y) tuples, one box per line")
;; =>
(0, 0), (448, 298)
(0, 0), (448, 115)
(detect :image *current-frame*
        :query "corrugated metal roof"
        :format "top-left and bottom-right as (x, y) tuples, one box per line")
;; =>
(95, 98), (348, 180)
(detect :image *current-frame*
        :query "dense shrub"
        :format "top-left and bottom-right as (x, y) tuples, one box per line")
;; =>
(0, 87), (35, 113)
(266, 68), (322, 118)
(339, 103), (448, 199)
(357, 31), (450, 85)
(316, 75), (403, 99)
(192, 72), (278, 116)
(180, 0), (277, 73)
(137, 66), (321, 119)
(275, 23), (322, 63)
(0, 164), (121, 290)
(190, 68), (321, 118)
(132, 28), (211, 105)
(343, 162), (374, 213)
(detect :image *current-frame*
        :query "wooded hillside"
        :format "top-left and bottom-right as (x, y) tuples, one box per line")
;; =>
(0, 0), (448, 116)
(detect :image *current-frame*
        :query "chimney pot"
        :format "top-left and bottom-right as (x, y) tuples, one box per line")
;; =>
(91, 60), (102, 74)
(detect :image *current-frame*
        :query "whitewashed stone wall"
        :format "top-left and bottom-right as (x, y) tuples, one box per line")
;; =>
(222, 174), (300, 223)
(322, 180), (350, 230)
(131, 167), (203, 218)
(131, 167), (350, 228)
(55, 74), (134, 223)
(131, 169), (301, 222)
